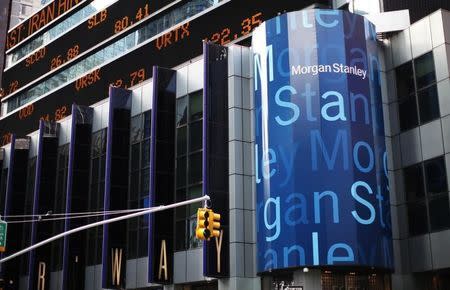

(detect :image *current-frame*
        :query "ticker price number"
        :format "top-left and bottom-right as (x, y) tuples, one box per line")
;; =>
(114, 4), (150, 34)
(50, 44), (80, 70)
(112, 68), (146, 89)
(203, 12), (262, 45)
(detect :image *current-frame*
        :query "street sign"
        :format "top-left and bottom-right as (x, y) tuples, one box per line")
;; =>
(0, 220), (7, 252)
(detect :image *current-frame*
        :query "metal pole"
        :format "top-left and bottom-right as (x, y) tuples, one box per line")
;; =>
(0, 195), (210, 263)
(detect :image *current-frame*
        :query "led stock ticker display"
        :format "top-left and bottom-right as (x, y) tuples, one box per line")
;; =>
(3, 0), (174, 96)
(253, 10), (393, 272)
(6, 0), (87, 51)
(1, 0), (327, 145)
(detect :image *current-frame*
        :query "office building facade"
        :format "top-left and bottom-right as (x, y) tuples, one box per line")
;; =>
(0, 1), (449, 290)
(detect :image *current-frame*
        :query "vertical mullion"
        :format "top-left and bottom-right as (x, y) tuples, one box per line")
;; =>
(420, 161), (432, 233)
(411, 58), (421, 126)
(186, 94), (191, 250)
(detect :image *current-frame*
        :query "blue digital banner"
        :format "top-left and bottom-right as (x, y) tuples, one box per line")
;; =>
(253, 10), (393, 272)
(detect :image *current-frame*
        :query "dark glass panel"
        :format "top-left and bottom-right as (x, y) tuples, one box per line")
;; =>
(188, 185), (202, 199)
(100, 155), (106, 180)
(188, 201), (202, 224)
(176, 157), (187, 187)
(131, 143), (140, 172)
(144, 110), (151, 138)
(396, 61), (415, 97)
(142, 139), (151, 168)
(138, 227), (148, 257)
(177, 126), (187, 156)
(130, 115), (143, 144)
(91, 157), (99, 185)
(176, 96), (188, 126)
(189, 91), (203, 122)
(189, 121), (203, 152)
(175, 220), (187, 251)
(139, 205), (149, 227)
(176, 188), (186, 202)
(398, 94), (419, 131)
(404, 163), (425, 201)
(176, 206), (187, 220)
(127, 229), (138, 259)
(141, 168), (150, 194)
(424, 157), (448, 195)
(188, 153), (202, 184)
(130, 172), (139, 200)
(418, 85), (440, 124)
(408, 201), (428, 235)
(429, 195), (450, 231)
(415, 52), (436, 90)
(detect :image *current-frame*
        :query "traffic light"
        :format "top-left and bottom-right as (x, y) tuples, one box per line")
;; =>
(208, 210), (221, 238)
(196, 208), (211, 240)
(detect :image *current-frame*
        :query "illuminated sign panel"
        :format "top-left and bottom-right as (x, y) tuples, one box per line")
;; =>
(3, 0), (174, 98)
(253, 10), (393, 272)
(0, 0), (327, 144)
(6, 0), (87, 51)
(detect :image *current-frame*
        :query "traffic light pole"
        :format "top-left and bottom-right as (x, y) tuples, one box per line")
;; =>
(0, 195), (210, 264)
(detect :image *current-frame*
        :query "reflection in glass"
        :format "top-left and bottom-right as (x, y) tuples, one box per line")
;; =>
(177, 96), (188, 126)
(189, 91), (203, 121)
(414, 52), (436, 89)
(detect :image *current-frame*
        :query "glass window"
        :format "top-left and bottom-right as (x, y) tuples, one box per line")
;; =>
(188, 185), (202, 199)
(177, 96), (188, 126)
(429, 195), (450, 231)
(404, 164), (425, 201)
(131, 114), (143, 143)
(127, 111), (151, 259)
(177, 156), (187, 187)
(177, 127), (187, 156)
(86, 129), (107, 265)
(141, 168), (150, 193)
(405, 156), (450, 236)
(131, 143), (140, 171)
(408, 201), (428, 236)
(424, 157), (448, 195)
(414, 52), (436, 89)
(175, 221), (187, 250)
(142, 139), (151, 166)
(395, 62), (415, 97)
(398, 94), (418, 132)
(189, 91), (203, 121)
(51, 143), (70, 270)
(189, 152), (202, 185)
(175, 91), (204, 251)
(176, 188), (186, 202)
(144, 111), (151, 138)
(396, 53), (439, 132)
(418, 85), (440, 124)
(189, 121), (202, 152)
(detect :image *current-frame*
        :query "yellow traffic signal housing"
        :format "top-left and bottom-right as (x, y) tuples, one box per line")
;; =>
(196, 208), (211, 240)
(208, 210), (221, 238)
